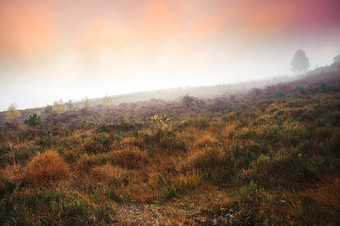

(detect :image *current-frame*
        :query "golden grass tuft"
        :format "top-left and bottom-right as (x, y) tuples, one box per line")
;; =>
(175, 171), (201, 190)
(194, 133), (218, 148)
(90, 164), (130, 185)
(24, 150), (69, 186)
(183, 147), (228, 171)
(75, 153), (110, 173)
(177, 126), (200, 143)
(111, 148), (149, 169)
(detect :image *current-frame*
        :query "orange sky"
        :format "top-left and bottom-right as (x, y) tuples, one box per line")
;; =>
(1, 0), (339, 61)
(1, 0), (340, 109)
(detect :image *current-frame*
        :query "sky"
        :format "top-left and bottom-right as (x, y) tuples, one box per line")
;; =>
(1, 0), (340, 110)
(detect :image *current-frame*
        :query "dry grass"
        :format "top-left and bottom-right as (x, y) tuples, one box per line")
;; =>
(89, 164), (130, 185)
(193, 133), (218, 148)
(75, 153), (110, 173)
(24, 150), (69, 186)
(302, 177), (340, 208)
(111, 148), (149, 169)
(174, 171), (201, 191)
(0, 70), (339, 225)
(0, 164), (23, 182)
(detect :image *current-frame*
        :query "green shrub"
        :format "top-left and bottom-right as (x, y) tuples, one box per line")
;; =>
(165, 186), (178, 200)
(24, 113), (42, 128)
(318, 81), (326, 90)
(113, 134), (122, 142)
(299, 86), (306, 94)
(276, 87), (283, 98)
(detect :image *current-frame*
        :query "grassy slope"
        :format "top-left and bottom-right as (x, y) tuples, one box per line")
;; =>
(0, 73), (297, 126)
(0, 70), (339, 225)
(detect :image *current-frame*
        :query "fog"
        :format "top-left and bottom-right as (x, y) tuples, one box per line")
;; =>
(1, 0), (340, 110)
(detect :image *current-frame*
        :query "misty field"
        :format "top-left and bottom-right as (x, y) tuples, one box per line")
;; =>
(0, 70), (339, 225)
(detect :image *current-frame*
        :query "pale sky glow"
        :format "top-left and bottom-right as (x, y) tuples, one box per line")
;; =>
(1, 0), (340, 110)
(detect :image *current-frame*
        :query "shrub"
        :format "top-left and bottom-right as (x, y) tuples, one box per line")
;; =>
(276, 87), (283, 98)
(24, 113), (42, 128)
(24, 150), (69, 186)
(150, 114), (170, 130)
(299, 86), (306, 94)
(113, 134), (122, 142)
(318, 81), (326, 90)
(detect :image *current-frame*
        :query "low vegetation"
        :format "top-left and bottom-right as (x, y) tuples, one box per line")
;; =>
(0, 69), (339, 225)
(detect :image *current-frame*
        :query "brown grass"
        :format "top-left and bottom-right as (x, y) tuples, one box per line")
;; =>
(174, 171), (201, 191)
(90, 164), (130, 185)
(0, 164), (23, 182)
(193, 133), (218, 148)
(301, 177), (340, 208)
(75, 153), (110, 173)
(111, 148), (149, 169)
(24, 150), (69, 186)
(0, 70), (339, 225)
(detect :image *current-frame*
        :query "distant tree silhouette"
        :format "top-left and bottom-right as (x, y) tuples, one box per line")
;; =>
(333, 55), (340, 64)
(290, 49), (310, 74)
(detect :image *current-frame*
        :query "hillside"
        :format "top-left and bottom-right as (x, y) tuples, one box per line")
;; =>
(0, 69), (339, 225)
(0, 73), (298, 126)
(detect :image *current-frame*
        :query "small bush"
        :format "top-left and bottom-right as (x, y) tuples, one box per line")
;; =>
(150, 114), (170, 130)
(276, 87), (283, 98)
(299, 86), (306, 94)
(24, 150), (69, 186)
(113, 134), (122, 142)
(318, 81), (326, 90)
(24, 113), (42, 128)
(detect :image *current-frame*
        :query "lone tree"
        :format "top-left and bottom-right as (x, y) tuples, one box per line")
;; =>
(332, 54), (340, 68)
(290, 49), (310, 74)
(6, 103), (21, 124)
